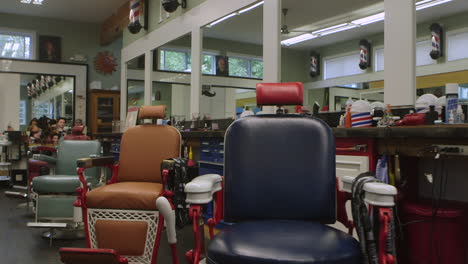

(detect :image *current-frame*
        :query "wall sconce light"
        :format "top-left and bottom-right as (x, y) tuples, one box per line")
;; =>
(162, 0), (187, 13)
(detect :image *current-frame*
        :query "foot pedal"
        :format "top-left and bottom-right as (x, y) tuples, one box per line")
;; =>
(27, 222), (67, 228)
(4, 191), (27, 198)
(59, 248), (128, 264)
(12, 185), (28, 190)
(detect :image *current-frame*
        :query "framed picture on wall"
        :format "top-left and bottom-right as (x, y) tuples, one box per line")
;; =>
(38, 36), (61, 62)
(216, 56), (229, 76)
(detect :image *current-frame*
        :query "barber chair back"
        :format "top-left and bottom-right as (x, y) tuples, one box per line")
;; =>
(64, 126), (89, 140)
(118, 106), (180, 183)
(224, 99), (336, 222)
(56, 140), (100, 179)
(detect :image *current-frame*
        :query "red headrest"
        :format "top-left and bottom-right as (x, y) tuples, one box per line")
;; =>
(256, 82), (303, 106)
(71, 126), (84, 135)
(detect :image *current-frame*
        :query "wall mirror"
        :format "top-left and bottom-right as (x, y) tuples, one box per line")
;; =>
(200, 1), (263, 119)
(152, 32), (192, 119)
(126, 54), (145, 109)
(0, 59), (86, 131)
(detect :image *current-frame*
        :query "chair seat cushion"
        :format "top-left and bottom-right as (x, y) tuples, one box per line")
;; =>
(86, 182), (163, 210)
(32, 175), (98, 194)
(207, 220), (361, 264)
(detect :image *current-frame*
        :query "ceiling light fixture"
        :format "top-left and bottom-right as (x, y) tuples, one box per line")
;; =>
(415, 0), (452, 11)
(206, 1), (264, 27)
(281, 33), (317, 46)
(207, 13), (238, 27)
(352, 12), (385, 26)
(239, 1), (264, 14)
(20, 0), (32, 3)
(313, 23), (357, 36)
(281, 0), (452, 46)
(32, 0), (44, 5)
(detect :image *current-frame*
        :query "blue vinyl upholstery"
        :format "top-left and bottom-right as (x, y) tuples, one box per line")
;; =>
(224, 115), (336, 223)
(206, 220), (361, 264)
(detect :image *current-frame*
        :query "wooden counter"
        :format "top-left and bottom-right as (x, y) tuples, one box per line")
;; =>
(333, 125), (468, 139)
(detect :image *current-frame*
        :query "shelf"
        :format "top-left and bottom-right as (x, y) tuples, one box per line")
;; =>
(199, 161), (224, 166)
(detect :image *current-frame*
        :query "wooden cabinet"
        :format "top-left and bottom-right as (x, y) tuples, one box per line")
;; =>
(89, 90), (120, 134)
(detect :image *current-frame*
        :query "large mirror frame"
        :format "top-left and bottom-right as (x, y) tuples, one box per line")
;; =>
(0, 59), (87, 124)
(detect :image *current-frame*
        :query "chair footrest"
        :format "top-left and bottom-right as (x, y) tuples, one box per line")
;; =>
(12, 185), (28, 190)
(4, 191), (27, 198)
(27, 222), (68, 228)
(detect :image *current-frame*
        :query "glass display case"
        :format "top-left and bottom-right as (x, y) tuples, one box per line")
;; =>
(89, 90), (120, 134)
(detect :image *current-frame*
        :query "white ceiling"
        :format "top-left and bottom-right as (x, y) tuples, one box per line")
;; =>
(0, 0), (129, 23)
(204, 0), (468, 50)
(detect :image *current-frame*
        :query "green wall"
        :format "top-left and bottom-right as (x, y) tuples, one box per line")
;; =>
(123, 0), (207, 47)
(0, 12), (122, 90)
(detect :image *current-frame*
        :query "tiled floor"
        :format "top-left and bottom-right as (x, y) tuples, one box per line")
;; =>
(0, 185), (194, 264)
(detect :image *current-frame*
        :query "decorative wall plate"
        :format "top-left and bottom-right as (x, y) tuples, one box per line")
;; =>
(94, 51), (117, 75)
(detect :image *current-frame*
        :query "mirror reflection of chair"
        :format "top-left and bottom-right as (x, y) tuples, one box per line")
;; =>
(27, 139), (102, 242)
(183, 82), (363, 264)
(65, 105), (181, 264)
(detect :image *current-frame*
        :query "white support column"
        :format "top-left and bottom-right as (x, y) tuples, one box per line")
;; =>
(144, 50), (154, 105)
(384, 0), (416, 107)
(120, 59), (128, 122)
(263, 0), (282, 113)
(190, 27), (203, 118)
(263, 0), (281, 82)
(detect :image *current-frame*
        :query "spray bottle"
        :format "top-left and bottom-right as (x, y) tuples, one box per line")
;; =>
(445, 83), (459, 124)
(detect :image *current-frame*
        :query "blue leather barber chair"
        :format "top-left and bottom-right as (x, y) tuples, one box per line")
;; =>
(183, 82), (362, 264)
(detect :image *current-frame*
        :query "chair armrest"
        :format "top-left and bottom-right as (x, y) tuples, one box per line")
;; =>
(341, 175), (397, 207)
(185, 174), (223, 204)
(77, 156), (115, 168)
(363, 182), (397, 207)
(32, 154), (57, 164)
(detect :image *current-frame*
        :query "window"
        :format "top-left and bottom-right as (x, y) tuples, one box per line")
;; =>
(0, 29), (34, 59)
(447, 31), (468, 62)
(158, 48), (263, 79)
(160, 49), (191, 72)
(19, 100), (26, 125)
(33, 102), (52, 119)
(373, 40), (436, 72)
(202, 54), (216, 74)
(228, 56), (263, 79)
(159, 48), (216, 74)
(324, 53), (366, 79)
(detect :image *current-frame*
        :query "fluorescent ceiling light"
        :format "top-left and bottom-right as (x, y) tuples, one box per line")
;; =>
(207, 13), (238, 27)
(416, 0), (452, 10)
(239, 1), (264, 14)
(20, 0), (32, 3)
(320, 24), (357, 36)
(312, 23), (357, 36)
(352, 12), (385, 26)
(32, 0), (44, 4)
(281, 33), (317, 46)
(312, 23), (348, 35)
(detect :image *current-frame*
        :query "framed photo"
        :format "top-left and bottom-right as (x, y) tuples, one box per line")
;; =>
(38, 36), (61, 62)
(215, 56), (229, 76)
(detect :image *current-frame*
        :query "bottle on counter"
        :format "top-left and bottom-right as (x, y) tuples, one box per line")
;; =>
(456, 105), (465, 124)
(424, 105), (439, 125)
(445, 83), (459, 124)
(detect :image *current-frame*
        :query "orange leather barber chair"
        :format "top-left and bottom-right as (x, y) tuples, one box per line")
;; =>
(61, 105), (181, 264)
